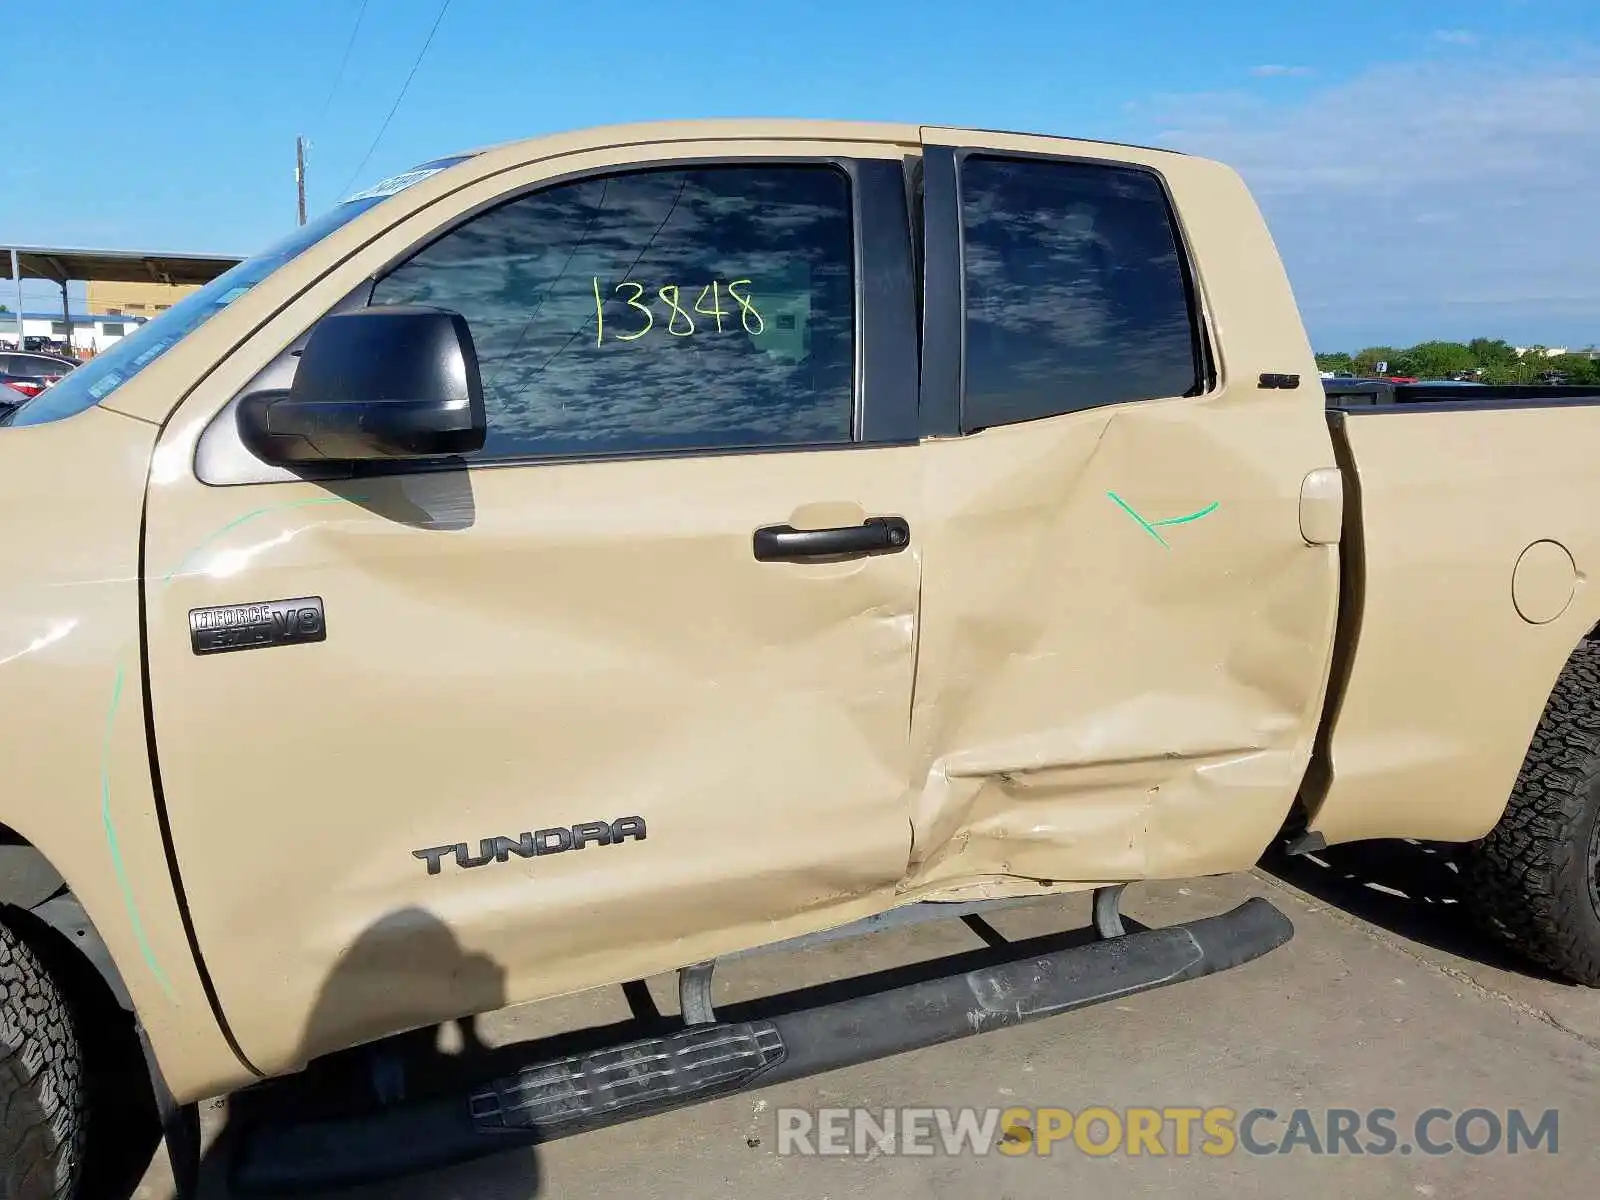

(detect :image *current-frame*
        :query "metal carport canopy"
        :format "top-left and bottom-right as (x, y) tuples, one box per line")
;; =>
(6, 243), (243, 349)
(6, 244), (242, 287)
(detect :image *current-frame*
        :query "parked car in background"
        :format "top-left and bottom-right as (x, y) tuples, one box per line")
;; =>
(0, 351), (78, 399)
(0, 383), (27, 426)
(22, 336), (75, 357)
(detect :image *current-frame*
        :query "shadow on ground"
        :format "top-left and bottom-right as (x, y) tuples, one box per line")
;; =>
(1258, 837), (1570, 984)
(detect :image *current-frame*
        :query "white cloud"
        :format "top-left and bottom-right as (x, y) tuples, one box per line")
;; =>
(1138, 45), (1600, 348)
(1432, 29), (1480, 45)
(1250, 65), (1314, 77)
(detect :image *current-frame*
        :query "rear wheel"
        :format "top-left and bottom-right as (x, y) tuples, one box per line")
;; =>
(1466, 639), (1600, 985)
(0, 917), (86, 1199)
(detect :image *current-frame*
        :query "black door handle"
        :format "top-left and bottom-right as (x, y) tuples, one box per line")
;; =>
(752, 516), (911, 562)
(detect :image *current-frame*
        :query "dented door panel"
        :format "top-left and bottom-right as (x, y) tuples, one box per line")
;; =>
(907, 400), (1340, 892)
(904, 130), (1341, 896)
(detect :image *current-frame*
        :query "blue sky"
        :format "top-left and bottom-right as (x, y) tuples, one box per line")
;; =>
(4, 0), (1597, 350)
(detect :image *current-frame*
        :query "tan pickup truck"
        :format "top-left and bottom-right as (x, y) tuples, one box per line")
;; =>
(3, 118), (1598, 1197)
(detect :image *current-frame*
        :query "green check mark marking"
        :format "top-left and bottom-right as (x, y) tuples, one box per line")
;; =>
(1106, 492), (1219, 548)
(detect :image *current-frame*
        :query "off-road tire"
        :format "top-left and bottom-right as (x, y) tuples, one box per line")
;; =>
(0, 918), (85, 1199)
(1466, 639), (1600, 985)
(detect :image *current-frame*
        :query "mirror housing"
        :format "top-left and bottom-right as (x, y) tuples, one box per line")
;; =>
(238, 305), (486, 465)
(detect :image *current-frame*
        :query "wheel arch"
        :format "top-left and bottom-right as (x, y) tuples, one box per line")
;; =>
(0, 824), (133, 1011)
(1451, 616), (1600, 846)
(1305, 594), (1600, 848)
(0, 824), (198, 1190)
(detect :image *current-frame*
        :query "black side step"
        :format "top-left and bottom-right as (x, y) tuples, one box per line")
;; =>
(230, 897), (1292, 1193)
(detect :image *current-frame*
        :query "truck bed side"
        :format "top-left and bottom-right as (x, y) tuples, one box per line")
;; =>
(1302, 393), (1600, 845)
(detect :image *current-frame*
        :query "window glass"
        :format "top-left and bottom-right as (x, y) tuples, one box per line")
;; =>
(960, 155), (1202, 429)
(371, 163), (857, 460)
(5, 355), (63, 376)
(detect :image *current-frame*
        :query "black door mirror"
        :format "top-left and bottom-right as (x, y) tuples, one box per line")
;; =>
(238, 306), (487, 465)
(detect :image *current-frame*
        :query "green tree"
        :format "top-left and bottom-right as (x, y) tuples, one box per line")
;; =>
(1542, 353), (1600, 386)
(1406, 341), (1476, 378)
(1467, 337), (1518, 368)
(1353, 346), (1399, 374)
(1481, 354), (1543, 385)
(1314, 338), (1597, 385)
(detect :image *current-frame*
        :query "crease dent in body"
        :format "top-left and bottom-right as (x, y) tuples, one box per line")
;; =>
(940, 741), (1270, 780)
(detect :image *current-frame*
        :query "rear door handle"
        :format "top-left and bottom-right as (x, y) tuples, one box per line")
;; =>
(752, 516), (911, 562)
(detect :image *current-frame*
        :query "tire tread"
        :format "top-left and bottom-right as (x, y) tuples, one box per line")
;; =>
(0, 918), (85, 1200)
(1467, 640), (1600, 986)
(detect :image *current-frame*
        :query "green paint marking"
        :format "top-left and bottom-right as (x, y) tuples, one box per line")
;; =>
(1106, 493), (1219, 547)
(1150, 501), (1220, 528)
(101, 661), (176, 1000)
(1106, 490), (1170, 547)
(161, 495), (353, 584)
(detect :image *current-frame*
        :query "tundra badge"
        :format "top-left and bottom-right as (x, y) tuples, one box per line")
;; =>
(188, 597), (327, 656)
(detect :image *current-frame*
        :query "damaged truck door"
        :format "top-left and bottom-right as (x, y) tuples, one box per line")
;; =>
(904, 130), (1344, 895)
(139, 139), (926, 1076)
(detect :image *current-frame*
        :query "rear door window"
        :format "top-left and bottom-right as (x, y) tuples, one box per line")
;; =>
(959, 154), (1205, 431)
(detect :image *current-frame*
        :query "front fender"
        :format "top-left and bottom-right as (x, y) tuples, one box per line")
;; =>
(0, 405), (250, 1101)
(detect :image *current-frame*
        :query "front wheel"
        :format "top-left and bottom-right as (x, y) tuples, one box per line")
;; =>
(1466, 640), (1600, 985)
(0, 916), (87, 1199)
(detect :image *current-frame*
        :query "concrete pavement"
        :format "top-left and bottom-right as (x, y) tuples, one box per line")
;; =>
(136, 842), (1600, 1198)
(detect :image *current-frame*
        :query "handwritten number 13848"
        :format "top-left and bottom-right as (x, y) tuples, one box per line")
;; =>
(591, 277), (765, 345)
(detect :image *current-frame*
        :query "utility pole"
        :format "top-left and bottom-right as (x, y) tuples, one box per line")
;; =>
(10, 249), (23, 352)
(296, 136), (308, 226)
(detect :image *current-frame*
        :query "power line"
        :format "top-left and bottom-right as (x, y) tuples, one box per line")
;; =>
(312, 0), (372, 135)
(338, 0), (455, 200)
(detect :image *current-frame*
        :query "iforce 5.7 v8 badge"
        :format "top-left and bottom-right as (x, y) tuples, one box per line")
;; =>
(188, 597), (326, 656)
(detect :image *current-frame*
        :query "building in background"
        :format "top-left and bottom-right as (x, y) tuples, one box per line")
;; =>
(0, 311), (146, 355)
(85, 279), (201, 318)
(1512, 346), (1600, 359)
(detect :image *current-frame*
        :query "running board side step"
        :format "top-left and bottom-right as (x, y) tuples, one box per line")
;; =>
(230, 896), (1292, 1194)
